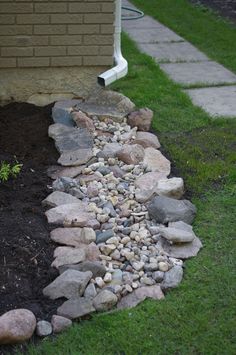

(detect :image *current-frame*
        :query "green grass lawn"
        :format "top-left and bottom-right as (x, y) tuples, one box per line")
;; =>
(27, 1), (236, 354)
(131, 0), (236, 74)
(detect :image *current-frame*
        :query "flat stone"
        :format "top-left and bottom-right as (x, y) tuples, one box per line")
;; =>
(58, 148), (93, 167)
(55, 128), (93, 154)
(59, 261), (106, 278)
(42, 191), (79, 208)
(185, 86), (236, 117)
(117, 144), (145, 165)
(0, 309), (36, 345)
(93, 290), (118, 311)
(51, 315), (72, 334)
(84, 283), (97, 299)
(48, 123), (74, 140)
(36, 321), (52, 337)
(161, 265), (183, 290)
(127, 108), (153, 131)
(138, 42), (208, 63)
(125, 26), (183, 43)
(132, 131), (161, 149)
(148, 196), (196, 224)
(162, 236), (203, 259)
(50, 227), (96, 247)
(98, 143), (123, 159)
(159, 226), (195, 243)
(43, 269), (92, 299)
(117, 285), (164, 309)
(160, 61), (236, 85)
(47, 165), (84, 180)
(52, 99), (82, 126)
(45, 202), (87, 225)
(143, 147), (171, 175)
(57, 297), (95, 319)
(51, 248), (86, 269)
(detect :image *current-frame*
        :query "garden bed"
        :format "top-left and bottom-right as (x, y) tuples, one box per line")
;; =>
(0, 103), (62, 323)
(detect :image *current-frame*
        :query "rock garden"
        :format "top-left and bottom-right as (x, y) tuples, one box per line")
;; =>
(0, 90), (202, 347)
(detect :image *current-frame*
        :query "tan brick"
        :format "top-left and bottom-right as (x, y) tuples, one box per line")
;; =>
(101, 24), (114, 34)
(0, 57), (16, 68)
(51, 56), (82, 67)
(0, 15), (15, 25)
(17, 14), (50, 24)
(50, 35), (82, 46)
(35, 46), (66, 57)
(68, 46), (98, 56)
(51, 14), (83, 24)
(0, 3), (33, 14)
(1, 47), (33, 57)
(83, 56), (113, 66)
(17, 57), (50, 67)
(84, 14), (114, 24)
(34, 25), (66, 35)
(102, 3), (115, 12)
(69, 3), (101, 13)
(68, 24), (99, 35)
(34, 3), (67, 13)
(0, 25), (32, 35)
(83, 35), (113, 45)
(0, 35), (48, 47)
(99, 46), (114, 55)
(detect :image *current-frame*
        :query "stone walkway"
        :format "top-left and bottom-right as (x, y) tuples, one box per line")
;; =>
(122, 0), (236, 118)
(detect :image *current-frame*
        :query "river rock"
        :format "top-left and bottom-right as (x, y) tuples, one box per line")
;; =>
(58, 148), (93, 166)
(93, 290), (118, 311)
(161, 265), (183, 289)
(135, 172), (168, 203)
(0, 309), (36, 345)
(57, 298), (95, 319)
(127, 108), (153, 131)
(132, 131), (160, 149)
(143, 148), (171, 175)
(43, 269), (92, 299)
(36, 320), (52, 337)
(117, 144), (145, 165)
(42, 191), (79, 208)
(117, 285), (164, 309)
(59, 260), (106, 278)
(147, 196), (196, 224)
(71, 110), (95, 132)
(155, 177), (184, 199)
(98, 143), (122, 159)
(51, 315), (72, 334)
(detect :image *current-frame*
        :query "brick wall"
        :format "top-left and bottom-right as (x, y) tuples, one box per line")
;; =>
(0, 0), (115, 68)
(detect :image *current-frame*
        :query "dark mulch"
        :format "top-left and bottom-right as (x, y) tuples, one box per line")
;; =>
(190, 0), (236, 24)
(0, 103), (63, 339)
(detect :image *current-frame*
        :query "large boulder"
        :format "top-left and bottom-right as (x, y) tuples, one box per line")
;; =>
(50, 227), (96, 247)
(98, 143), (122, 159)
(159, 226), (195, 243)
(132, 131), (160, 149)
(55, 128), (93, 154)
(43, 269), (92, 299)
(161, 265), (183, 290)
(51, 315), (72, 334)
(57, 298), (95, 319)
(147, 196), (196, 224)
(58, 148), (93, 167)
(116, 144), (145, 165)
(71, 111), (95, 132)
(42, 191), (79, 208)
(93, 290), (118, 311)
(0, 309), (36, 345)
(51, 247), (86, 269)
(59, 261), (106, 278)
(143, 147), (171, 175)
(127, 108), (153, 131)
(52, 99), (82, 126)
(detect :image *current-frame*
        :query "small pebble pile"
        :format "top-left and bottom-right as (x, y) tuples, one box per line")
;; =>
(0, 91), (202, 345)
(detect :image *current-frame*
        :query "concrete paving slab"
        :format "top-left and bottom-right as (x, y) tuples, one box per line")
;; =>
(125, 27), (184, 43)
(122, 15), (163, 29)
(160, 61), (236, 85)
(138, 42), (208, 63)
(185, 86), (236, 117)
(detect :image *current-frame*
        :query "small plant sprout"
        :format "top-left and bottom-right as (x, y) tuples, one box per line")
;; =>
(0, 158), (23, 182)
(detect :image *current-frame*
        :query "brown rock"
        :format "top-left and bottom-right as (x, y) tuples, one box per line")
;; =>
(47, 165), (84, 180)
(51, 315), (72, 334)
(58, 148), (93, 167)
(132, 131), (160, 149)
(51, 247), (86, 269)
(50, 227), (96, 247)
(127, 108), (153, 131)
(143, 147), (171, 175)
(45, 202), (89, 225)
(71, 111), (95, 132)
(116, 144), (144, 165)
(0, 309), (36, 345)
(117, 285), (164, 309)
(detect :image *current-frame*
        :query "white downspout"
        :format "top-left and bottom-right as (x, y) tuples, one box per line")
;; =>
(97, 0), (128, 87)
